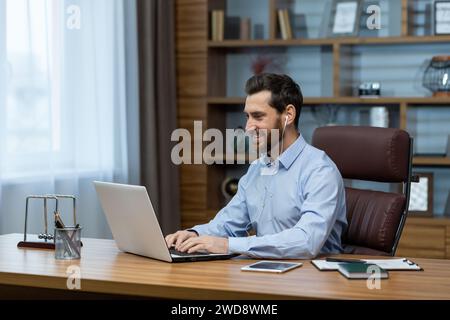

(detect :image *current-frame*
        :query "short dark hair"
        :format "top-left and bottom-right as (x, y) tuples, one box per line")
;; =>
(245, 73), (303, 127)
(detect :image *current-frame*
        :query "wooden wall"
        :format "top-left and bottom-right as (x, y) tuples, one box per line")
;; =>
(175, 0), (210, 228)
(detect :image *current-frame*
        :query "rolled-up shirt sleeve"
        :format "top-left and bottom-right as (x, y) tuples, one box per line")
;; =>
(191, 173), (252, 239)
(227, 165), (344, 259)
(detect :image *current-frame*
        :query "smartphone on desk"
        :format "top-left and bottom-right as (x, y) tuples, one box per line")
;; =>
(241, 261), (303, 273)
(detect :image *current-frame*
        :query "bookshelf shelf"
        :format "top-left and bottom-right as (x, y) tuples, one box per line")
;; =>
(207, 96), (450, 105)
(413, 157), (450, 167)
(208, 35), (450, 48)
(201, 156), (450, 169)
(204, 155), (450, 168)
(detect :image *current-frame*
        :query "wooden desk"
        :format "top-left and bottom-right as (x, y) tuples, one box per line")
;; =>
(1, 233), (450, 299)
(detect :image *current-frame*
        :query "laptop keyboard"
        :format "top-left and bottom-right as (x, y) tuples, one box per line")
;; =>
(169, 248), (210, 256)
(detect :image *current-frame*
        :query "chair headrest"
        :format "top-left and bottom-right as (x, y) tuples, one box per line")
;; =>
(312, 126), (411, 183)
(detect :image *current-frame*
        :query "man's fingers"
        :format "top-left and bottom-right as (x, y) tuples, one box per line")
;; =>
(187, 244), (205, 254)
(165, 233), (178, 248)
(177, 237), (195, 252)
(175, 233), (190, 250)
(164, 234), (171, 246)
(178, 237), (200, 252)
(175, 231), (198, 250)
(165, 236), (172, 248)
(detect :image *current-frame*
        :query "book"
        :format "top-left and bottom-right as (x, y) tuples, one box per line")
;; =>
(337, 263), (389, 279)
(210, 10), (224, 41)
(211, 11), (216, 41)
(311, 258), (423, 271)
(446, 134), (450, 157)
(217, 10), (224, 41)
(253, 23), (264, 40)
(444, 191), (450, 216)
(240, 17), (251, 40)
(283, 9), (293, 39)
(278, 9), (287, 40)
(278, 9), (293, 40)
(225, 16), (241, 40)
(292, 13), (307, 38)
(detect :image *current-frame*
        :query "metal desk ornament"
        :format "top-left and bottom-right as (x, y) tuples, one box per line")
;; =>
(17, 194), (78, 249)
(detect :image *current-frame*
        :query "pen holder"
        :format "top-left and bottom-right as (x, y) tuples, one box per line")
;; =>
(54, 226), (82, 260)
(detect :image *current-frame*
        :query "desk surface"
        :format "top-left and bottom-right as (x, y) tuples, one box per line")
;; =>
(1, 233), (450, 299)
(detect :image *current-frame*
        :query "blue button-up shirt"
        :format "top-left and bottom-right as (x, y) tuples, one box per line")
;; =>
(192, 134), (347, 259)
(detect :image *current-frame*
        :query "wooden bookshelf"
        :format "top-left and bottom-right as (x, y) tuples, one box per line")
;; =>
(397, 216), (450, 259)
(176, 1), (450, 258)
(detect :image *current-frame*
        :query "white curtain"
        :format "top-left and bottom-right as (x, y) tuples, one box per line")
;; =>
(0, 0), (140, 238)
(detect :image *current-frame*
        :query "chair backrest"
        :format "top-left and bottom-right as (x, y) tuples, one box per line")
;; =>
(312, 126), (412, 256)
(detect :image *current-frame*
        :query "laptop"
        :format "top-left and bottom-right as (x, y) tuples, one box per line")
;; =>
(93, 181), (237, 262)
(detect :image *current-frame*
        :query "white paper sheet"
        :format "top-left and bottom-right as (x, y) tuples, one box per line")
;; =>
(312, 258), (422, 271)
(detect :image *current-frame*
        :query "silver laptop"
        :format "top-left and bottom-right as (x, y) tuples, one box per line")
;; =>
(93, 181), (236, 262)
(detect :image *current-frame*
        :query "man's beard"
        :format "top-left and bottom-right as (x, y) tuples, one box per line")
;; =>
(251, 119), (283, 157)
(267, 121), (283, 158)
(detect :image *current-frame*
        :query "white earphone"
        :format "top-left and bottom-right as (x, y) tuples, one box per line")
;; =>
(280, 116), (289, 154)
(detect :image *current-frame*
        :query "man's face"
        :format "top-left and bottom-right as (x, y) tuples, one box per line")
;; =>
(244, 90), (283, 153)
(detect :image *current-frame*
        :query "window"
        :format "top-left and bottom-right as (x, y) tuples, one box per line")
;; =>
(1, 0), (124, 180)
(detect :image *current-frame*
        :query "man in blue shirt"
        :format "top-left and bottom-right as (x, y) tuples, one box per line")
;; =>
(166, 73), (347, 259)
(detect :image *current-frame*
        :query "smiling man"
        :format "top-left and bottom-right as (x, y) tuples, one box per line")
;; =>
(165, 73), (347, 259)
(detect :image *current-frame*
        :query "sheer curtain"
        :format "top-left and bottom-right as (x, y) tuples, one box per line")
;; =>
(0, 0), (140, 238)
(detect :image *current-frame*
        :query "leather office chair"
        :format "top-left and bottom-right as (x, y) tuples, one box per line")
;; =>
(312, 126), (414, 256)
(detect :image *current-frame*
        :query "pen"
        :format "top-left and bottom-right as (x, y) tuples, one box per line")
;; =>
(325, 257), (366, 263)
(403, 258), (416, 265)
(55, 212), (80, 257)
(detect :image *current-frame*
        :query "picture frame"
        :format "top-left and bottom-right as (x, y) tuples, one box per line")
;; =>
(444, 191), (450, 217)
(408, 172), (434, 217)
(328, 0), (362, 37)
(433, 0), (450, 35)
(446, 134), (450, 157)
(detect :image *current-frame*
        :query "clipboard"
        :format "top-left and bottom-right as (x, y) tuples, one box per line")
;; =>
(311, 258), (423, 271)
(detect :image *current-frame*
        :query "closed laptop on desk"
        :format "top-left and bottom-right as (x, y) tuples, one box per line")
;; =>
(93, 181), (236, 262)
